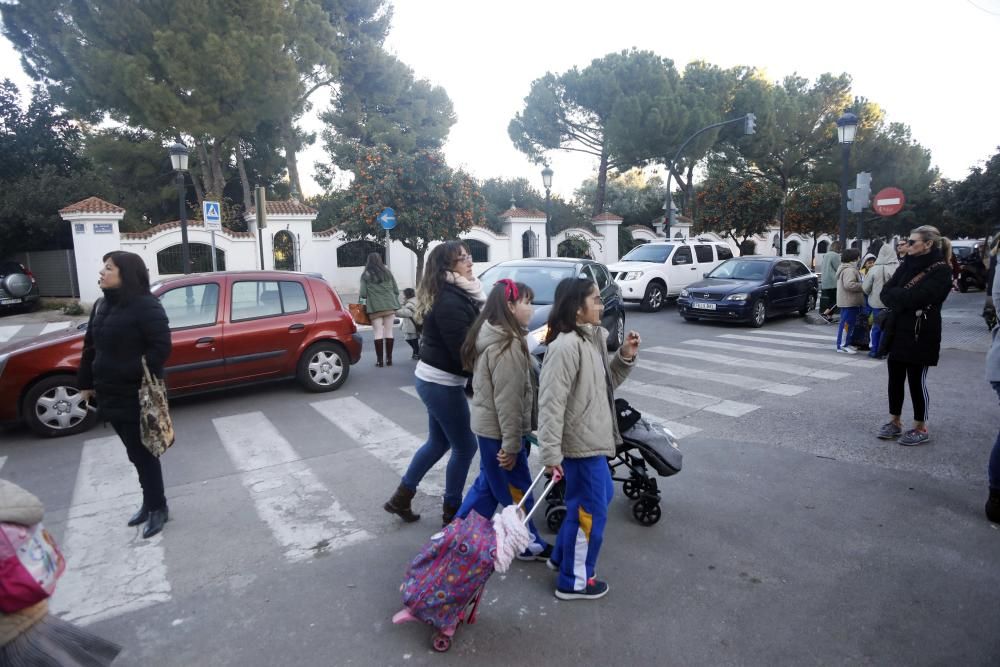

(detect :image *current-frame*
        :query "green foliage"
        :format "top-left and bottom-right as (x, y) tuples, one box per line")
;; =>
(574, 170), (665, 227)
(344, 146), (486, 279)
(477, 177), (587, 234)
(557, 234), (593, 259)
(308, 190), (353, 232)
(695, 172), (782, 252)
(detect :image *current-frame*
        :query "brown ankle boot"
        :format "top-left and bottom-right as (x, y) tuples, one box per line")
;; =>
(384, 484), (420, 522)
(385, 338), (394, 366)
(442, 501), (461, 526)
(374, 339), (384, 367)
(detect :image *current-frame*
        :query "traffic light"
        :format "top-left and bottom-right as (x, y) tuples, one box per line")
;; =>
(744, 113), (756, 135)
(847, 188), (869, 213)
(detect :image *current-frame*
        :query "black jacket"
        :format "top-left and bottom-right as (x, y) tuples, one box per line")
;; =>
(78, 289), (172, 422)
(880, 249), (952, 366)
(418, 283), (481, 377)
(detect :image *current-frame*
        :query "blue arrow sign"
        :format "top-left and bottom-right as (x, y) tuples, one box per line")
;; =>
(377, 207), (397, 230)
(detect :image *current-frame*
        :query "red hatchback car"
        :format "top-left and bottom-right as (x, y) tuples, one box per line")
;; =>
(0, 271), (362, 437)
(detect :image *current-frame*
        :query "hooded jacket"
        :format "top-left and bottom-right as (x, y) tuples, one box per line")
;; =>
(820, 251), (841, 289)
(880, 248), (952, 366)
(836, 261), (864, 308)
(863, 244), (900, 309)
(468, 322), (538, 454)
(537, 324), (635, 467)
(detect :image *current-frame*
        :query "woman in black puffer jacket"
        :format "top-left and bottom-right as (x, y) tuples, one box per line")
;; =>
(876, 226), (953, 447)
(79, 251), (172, 538)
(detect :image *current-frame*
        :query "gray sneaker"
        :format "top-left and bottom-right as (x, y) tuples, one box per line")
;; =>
(877, 422), (902, 439)
(898, 428), (930, 446)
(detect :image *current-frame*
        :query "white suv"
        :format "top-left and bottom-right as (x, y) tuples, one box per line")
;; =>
(607, 241), (732, 311)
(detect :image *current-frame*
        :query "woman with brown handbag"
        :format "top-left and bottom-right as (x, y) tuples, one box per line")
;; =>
(78, 251), (172, 538)
(359, 252), (401, 367)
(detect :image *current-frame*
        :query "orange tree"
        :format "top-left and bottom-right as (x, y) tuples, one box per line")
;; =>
(694, 172), (782, 254)
(785, 182), (840, 267)
(345, 145), (486, 281)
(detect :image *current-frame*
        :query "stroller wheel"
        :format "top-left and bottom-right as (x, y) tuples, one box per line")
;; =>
(622, 478), (642, 500)
(432, 633), (452, 652)
(545, 505), (567, 533)
(632, 499), (662, 526)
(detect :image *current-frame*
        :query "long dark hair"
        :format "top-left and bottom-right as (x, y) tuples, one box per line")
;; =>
(362, 251), (389, 283)
(415, 240), (469, 321)
(461, 280), (534, 371)
(544, 277), (597, 345)
(102, 251), (151, 302)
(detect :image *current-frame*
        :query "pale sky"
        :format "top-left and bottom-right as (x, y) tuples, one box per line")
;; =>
(4, 0), (1000, 200)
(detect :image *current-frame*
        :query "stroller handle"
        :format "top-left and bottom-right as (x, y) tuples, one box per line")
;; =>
(517, 468), (561, 526)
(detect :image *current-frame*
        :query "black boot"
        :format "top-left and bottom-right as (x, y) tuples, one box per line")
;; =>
(374, 339), (384, 367)
(384, 484), (420, 522)
(385, 338), (394, 366)
(442, 501), (461, 527)
(127, 504), (149, 527)
(987, 488), (1000, 524)
(143, 507), (169, 539)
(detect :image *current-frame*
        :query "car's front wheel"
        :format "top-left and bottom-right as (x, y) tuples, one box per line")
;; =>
(641, 282), (666, 312)
(608, 311), (625, 351)
(297, 342), (350, 392)
(749, 299), (767, 328)
(799, 292), (817, 316)
(23, 374), (96, 437)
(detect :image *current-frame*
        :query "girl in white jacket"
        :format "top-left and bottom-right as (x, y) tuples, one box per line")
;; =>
(453, 279), (551, 560)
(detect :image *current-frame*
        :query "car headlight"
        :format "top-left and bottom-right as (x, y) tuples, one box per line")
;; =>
(621, 271), (644, 281)
(726, 293), (749, 301)
(679, 289), (689, 298)
(529, 324), (549, 348)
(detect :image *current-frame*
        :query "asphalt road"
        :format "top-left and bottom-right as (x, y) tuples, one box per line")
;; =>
(1, 291), (997, 666)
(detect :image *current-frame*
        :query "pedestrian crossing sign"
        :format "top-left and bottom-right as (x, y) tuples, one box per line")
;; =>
(203, 201), (222, 230)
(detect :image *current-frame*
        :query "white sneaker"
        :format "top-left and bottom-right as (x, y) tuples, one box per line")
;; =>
(844, 346), (858, 354)
(836, 347), (847, 354)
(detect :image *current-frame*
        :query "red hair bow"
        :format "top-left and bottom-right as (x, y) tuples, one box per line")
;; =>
(495, 278), (518, 302)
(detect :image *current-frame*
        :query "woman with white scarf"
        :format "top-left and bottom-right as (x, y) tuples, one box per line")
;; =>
(384, 241), (486, 526)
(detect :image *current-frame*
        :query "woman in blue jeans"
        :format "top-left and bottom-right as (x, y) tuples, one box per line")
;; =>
(985, 268), (1000, 523)
(383, 241), (485, 526)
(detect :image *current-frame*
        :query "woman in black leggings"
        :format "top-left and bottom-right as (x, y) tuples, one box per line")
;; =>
(876, 226), (953, 446)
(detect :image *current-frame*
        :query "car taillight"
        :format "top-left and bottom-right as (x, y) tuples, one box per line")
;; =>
(24, 269), (36, 282)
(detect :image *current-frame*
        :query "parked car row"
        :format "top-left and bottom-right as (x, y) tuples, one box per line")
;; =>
(0, 261), (40, 313)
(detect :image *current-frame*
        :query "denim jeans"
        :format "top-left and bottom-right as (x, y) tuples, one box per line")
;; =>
(990, 382), (1000, 490)
(836, 306), (860, 349)
(401, 377), (478, 508)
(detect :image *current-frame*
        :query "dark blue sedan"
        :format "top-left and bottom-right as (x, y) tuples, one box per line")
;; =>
(676, 256), (819, 328)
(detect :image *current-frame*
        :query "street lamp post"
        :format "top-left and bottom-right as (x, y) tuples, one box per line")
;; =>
(541, 166), (553, 257)
(169, 142), (191, 274)
(836, 111), (858, 248)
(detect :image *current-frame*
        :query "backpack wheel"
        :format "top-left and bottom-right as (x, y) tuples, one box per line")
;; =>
(632, 499), (662, 526)
(432, 633), (452, 652)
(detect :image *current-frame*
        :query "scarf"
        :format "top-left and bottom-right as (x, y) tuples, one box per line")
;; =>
(444, 271), (487, 304)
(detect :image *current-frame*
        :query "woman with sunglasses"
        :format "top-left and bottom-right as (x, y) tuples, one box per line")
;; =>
(383, 241), (485, 526)
(876, 226), (953, 446)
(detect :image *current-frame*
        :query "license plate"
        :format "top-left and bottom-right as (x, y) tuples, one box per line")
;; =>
(693, 302), (716, 310)
(0, 298), (22, 305)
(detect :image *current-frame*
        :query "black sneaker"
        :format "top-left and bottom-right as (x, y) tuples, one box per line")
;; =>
(555, 579), (609, 600)
(516, 543), (554, 562)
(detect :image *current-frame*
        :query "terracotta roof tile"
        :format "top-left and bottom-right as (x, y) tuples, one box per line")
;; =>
(592, 212), (623, 222)
(120, 219), (254, 240)
(625, 224), (656, 233)
(499, 207), (546, 219)
(246, 200), (317, 216)
(313, 228), (338, 238)
(59, 196), (125, 215)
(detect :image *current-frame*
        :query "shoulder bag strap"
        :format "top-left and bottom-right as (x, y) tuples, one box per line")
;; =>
(903, 261), (948, 289)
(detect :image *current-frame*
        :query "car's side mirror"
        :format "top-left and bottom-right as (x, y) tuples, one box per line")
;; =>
(772, 275), (787, 284)
(703, 272), (709, 278)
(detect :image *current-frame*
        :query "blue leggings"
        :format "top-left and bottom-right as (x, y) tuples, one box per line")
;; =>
(551, 456), (614, 592)
(456, 436), (544, 549)
(837, 306), (861, 349)
(401, 377), (478, 508)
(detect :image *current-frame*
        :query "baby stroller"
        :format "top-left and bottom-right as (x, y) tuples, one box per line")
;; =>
(543, 398), (682, 529)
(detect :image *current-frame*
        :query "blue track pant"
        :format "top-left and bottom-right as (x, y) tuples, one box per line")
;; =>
(553, 456), (614, 592)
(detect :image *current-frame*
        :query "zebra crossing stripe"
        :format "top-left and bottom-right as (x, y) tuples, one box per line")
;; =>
(746, 329), (839, 341)
(399, 386), (419, 400)
(621, 379), (759, 417)
(639, 358), (808, 396)
(644, 345), (849, 380)
(0, 325), (22, 342)
(310, 396), (445, 496)
(718, 333), (837, 350)
(213, 412), (372, 563)
(683, 339), (881, 369)
(52, 437), (171, 625)
(39, 321), (72, 335)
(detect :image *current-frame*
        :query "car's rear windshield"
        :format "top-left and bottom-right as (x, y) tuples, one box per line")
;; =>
(708, 259), (770, 281)
(620, 244), (673, 263)
(0, 261), (24, 274)
(477, 265), (577, 304)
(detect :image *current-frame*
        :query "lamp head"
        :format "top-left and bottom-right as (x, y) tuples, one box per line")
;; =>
(541, 165), (553, 190)
(169, 142), (190, 171)
(836, 112), (858, 144)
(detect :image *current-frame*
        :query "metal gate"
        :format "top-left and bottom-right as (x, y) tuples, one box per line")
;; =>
(8, 250), (79, 297)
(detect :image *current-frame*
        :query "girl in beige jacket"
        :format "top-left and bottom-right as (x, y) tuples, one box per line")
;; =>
(537, 277), (640, 601)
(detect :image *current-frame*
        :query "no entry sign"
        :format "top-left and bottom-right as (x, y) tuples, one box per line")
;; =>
(873, 187), (905, 217)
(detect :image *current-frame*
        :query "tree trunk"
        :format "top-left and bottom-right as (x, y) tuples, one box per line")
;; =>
(413, 246), (425, 284)
(235, 141), (253, 211)
(207, 138), (227, 201)
(194, 139), (212, 205)
(593, 146), (610, 216)
(685, 163), (695, 218)
(283, 118), (303, 198)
